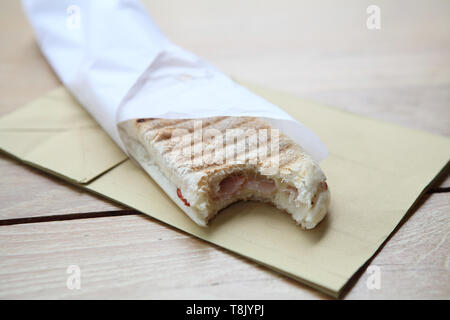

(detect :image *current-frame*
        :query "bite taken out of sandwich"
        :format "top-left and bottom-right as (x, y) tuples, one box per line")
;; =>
(118, 116), (330, 229)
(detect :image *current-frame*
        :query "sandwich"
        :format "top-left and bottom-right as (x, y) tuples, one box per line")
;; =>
(118, 116), (330, 229)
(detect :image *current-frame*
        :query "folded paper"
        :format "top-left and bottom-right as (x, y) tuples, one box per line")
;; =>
(1, 83), (448, 297)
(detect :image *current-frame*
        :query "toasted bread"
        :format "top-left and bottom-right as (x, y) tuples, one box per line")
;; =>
(118, 116), (330, 229)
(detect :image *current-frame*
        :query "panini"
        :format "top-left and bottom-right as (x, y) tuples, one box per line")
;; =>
(118, 116), (330, 229)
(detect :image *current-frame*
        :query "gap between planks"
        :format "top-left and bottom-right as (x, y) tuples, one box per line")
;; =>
(0, 209), (138, 226)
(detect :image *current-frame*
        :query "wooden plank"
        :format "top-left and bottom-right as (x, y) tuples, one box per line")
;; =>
(0, 153), (125, 221)
(144, 0), (450, 136)
(0, 1), (60, 117)
(0, 193), (448, 299)
(345, 193), (450, 299)
(0, 214), (325, 299)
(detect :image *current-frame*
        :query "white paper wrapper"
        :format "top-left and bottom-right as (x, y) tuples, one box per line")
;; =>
(22, 0), (327, 161)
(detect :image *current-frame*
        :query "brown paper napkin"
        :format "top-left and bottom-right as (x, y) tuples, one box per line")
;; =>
(0, 83), (448, 297)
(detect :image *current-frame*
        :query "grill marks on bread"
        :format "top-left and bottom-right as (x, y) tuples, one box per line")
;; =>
(135, 116), (306, 174)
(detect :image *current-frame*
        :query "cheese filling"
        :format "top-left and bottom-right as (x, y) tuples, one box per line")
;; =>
(214, 173), (328, 206)
(216, 174), (276, 200)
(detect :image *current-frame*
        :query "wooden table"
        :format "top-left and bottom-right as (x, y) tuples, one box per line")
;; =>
(0, 0), (449, 299)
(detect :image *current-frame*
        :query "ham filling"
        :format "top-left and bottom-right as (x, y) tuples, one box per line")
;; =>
(213, 175), (327, 206)
(217, 174), (276, 199)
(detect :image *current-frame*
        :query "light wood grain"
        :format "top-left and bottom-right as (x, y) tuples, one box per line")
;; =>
(345, 193), (450, 299)
(0, 1), (59, 117)
(0, 0), (449, 299)
(0, 214), (326, 299)
(144, 0), (450, 136)
(0, 153), (125, 221)
(0, 193), (447, 299)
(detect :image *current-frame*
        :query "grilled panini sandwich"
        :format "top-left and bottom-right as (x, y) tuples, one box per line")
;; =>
(118, 116), (330, 229)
